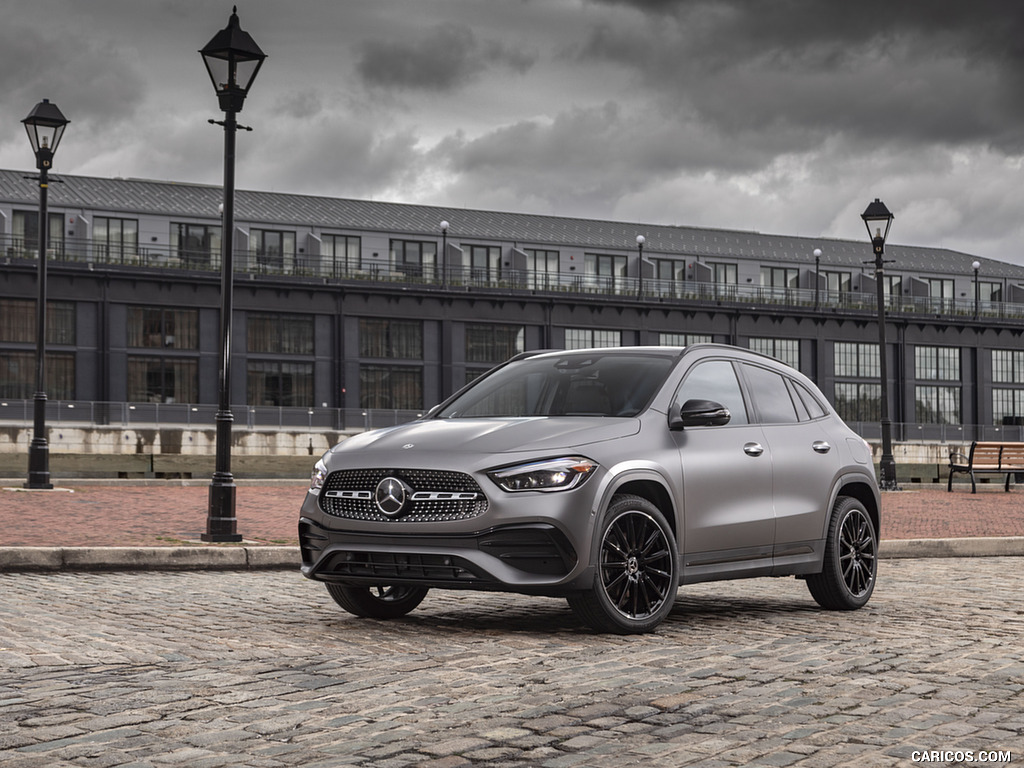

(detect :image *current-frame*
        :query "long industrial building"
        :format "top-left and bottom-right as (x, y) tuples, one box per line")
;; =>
(2, 168), (1023, 443)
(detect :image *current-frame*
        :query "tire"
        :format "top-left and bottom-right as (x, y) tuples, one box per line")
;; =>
(325, 583), (428, 619)
(806, 496), (878, 610)
(568, 494), (679, 634)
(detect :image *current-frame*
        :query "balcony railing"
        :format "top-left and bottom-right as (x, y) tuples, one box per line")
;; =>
(4, 233), (1022, 320)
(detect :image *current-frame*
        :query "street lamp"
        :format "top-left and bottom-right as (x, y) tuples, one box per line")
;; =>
(440, 220), (449, 288)
(972, 260), (981, 320)
(813, 248), (822, 311)
(636, 235), (645, 297)
(22, 98), (70, 490)
(861, 198), (897, 491)
(200, 6), (266, 542)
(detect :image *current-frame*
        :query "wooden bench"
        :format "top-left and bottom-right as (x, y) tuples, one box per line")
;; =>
(947, 441), (1024, 493)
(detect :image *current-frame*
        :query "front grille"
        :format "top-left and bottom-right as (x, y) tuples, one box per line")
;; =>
(319, 468), (488, 522)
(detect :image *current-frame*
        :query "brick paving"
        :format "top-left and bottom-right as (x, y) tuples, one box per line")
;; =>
(0, 559), (1021, 767)
(1, 481), (1024, 547)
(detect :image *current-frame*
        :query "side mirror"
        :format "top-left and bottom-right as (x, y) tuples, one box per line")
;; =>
(669, 398), (731, 430)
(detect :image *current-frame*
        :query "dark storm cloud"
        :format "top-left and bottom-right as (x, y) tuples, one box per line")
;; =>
(578, 0), (1024, 152)
(356, 24), (535, 91)
(0, 21), (145, 130)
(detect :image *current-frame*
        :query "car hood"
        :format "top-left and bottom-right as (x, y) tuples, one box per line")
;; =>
(328, 417), (640, 459)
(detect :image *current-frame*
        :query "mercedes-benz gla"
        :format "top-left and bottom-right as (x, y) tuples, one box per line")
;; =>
(299, 344), (880, 633)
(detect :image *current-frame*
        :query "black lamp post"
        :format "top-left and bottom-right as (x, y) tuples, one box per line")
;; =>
(200, 6), (266, 542)
(813, 248), (822, 311)
(440, 220), (449, 288)
(861, 198), (897, 491)
(636, 235), (645, 297)
(22, 98), (69, 490)
(972, 260), (981, 320)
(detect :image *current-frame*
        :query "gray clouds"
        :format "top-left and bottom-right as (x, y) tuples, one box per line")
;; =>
(2, 0), (1024, 263)
(357, 24), (535, 91)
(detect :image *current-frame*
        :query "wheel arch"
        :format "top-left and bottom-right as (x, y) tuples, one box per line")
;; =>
(832, 477), (881, 539)
(601, 474), (679, 541)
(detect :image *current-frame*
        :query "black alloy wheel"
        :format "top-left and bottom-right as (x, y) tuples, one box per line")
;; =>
(325, 583), (429, 619)
(807, 496), (878, 610)
(568, 494), (679, 633)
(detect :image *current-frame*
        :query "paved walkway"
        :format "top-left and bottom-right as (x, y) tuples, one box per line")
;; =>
(2, 480), (1024, 547)
(1, 559), (1021, 766)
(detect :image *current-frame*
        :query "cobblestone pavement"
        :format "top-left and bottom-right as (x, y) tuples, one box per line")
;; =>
(1, 559), (1021, 767)
(3, 483), (1024, 547)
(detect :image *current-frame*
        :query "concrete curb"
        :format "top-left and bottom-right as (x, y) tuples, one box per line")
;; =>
(1, 538), (1023, 573)
(878, 536), (1024, 559)
(0, 546), (300, 572)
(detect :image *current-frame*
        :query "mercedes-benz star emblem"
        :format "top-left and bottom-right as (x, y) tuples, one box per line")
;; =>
(374, 476), (410, 517)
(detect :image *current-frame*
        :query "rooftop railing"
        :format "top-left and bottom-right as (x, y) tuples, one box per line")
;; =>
(4, 233), (1022, 320)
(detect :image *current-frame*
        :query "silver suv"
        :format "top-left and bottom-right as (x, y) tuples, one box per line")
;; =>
(299, 344), (880, 633)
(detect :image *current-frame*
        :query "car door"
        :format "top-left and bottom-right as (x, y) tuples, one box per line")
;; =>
(739, 363), (841, 566)
(670, 358), (775, 578)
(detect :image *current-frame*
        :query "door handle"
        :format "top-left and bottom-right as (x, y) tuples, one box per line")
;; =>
(743, 442), (764, 457)
(812, 441), (831, 454)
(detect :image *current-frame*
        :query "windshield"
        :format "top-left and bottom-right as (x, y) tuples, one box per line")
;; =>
(435, 351), (678, 419)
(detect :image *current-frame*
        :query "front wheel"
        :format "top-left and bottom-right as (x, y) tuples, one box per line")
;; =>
(568, 495), (679, 634)
(806, 496), (878, 610)
(325, 583), (428, 619)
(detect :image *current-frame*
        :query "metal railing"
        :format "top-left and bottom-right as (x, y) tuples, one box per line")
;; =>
(4, 234), (1023, 320)
(0, 399), (422, 433)
(2, 398), (1020, 446)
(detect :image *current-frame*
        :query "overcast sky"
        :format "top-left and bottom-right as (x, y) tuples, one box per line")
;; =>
(3, 0), (1024, 266)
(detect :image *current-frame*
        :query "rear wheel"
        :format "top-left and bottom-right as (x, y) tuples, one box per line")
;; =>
(568, 494), (679, 634)
(806, 496), (877, 610)
(325, 583), (428, 619)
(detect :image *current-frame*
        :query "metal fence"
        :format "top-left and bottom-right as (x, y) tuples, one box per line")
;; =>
(0, 399), (423, 433)
(5, 233), (1024, 320)
(3, 398), (1019, 446)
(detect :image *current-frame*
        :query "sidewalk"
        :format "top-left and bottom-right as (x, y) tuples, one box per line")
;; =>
(1, 480), (1023, 570)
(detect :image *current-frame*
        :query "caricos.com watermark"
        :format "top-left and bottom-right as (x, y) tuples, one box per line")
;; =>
(912, 750), (1012, 764)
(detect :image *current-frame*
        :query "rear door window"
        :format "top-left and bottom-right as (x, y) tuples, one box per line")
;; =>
(741, 363), (799, 424)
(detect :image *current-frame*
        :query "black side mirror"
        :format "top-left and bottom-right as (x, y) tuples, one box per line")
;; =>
(669, 398), (731, 430)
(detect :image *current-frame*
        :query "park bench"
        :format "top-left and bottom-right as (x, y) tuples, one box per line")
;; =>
(947, 441), (1024, 493)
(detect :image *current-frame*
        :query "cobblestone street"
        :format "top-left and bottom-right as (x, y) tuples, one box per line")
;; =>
(1, 559), (1021, 767)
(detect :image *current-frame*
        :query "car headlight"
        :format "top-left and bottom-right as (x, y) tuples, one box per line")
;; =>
(487, 457), (598, 493)
(308, 459), (328, 495)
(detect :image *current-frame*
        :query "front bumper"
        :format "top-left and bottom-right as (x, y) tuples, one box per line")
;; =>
(299, 515), (589, 596)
